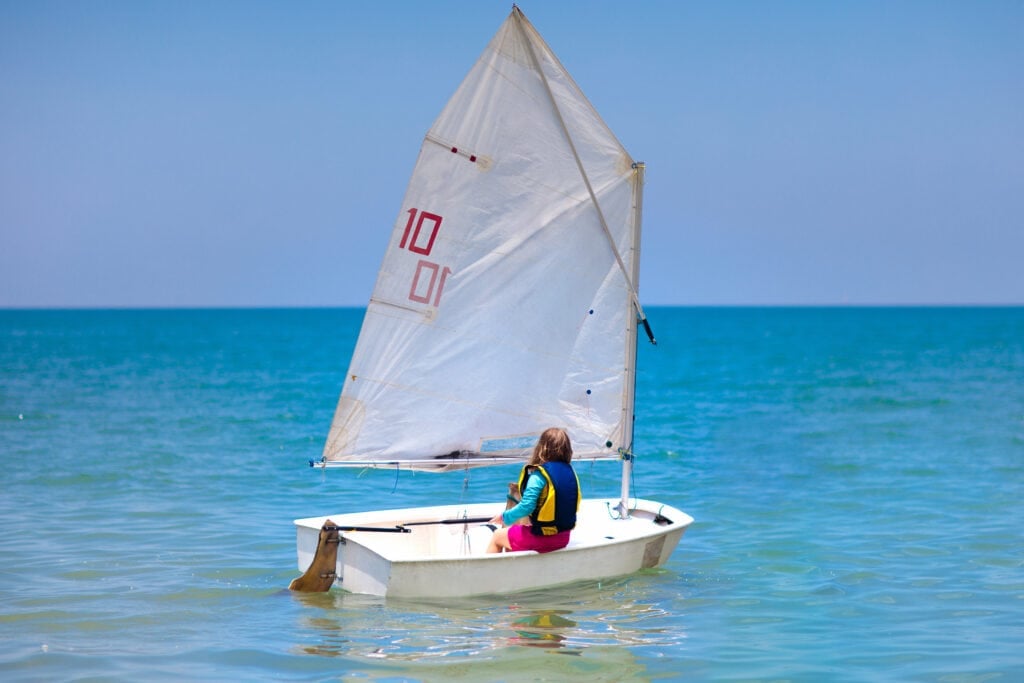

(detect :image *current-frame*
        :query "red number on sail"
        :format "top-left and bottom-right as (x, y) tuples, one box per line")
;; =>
(408, 260), (453, 307)
(433, 265), (452, 307)
(399, 209), (443, 255)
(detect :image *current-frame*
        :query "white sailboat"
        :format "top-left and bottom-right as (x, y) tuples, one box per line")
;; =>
(292, 6), (693, 599)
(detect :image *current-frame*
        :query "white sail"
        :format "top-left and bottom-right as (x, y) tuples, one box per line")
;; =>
(323, 8), (643, 469)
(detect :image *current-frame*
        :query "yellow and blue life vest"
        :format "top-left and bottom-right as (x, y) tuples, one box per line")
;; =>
(517, 462), (580, 536)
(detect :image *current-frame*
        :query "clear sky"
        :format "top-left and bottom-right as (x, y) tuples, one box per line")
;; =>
(2, 1), (1022, 307)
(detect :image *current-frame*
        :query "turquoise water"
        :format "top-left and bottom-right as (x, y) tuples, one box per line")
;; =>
(2, 307), (1022, 681)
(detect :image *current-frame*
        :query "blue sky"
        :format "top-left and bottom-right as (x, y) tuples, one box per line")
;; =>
(2, 1), (1022, 307)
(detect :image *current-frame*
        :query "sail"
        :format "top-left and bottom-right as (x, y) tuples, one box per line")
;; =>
(323, 8), (643, 469)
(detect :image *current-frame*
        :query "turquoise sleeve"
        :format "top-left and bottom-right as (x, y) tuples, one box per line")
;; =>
(501, 472), (545, 526)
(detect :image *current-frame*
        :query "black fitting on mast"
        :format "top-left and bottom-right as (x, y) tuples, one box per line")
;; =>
(640, 316), (656, 345)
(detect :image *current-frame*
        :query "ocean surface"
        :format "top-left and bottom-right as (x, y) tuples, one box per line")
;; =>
(1, 307), (1022, 682)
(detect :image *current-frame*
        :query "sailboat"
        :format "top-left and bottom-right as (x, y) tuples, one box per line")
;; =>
(292, 6), (693, 599)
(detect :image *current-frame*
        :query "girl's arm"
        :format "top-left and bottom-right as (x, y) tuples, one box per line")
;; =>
(501, 473), (545, 526)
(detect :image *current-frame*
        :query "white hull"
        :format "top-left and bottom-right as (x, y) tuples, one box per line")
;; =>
(294, 498), (693, 598)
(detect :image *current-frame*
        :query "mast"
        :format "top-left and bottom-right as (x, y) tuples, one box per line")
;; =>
(618, 162), (648, 517)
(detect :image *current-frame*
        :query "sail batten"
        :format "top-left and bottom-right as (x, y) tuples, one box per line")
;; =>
(323, 8), (644, 470)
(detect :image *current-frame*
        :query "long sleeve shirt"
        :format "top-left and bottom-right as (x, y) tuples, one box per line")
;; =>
(501, 471), (546, 527)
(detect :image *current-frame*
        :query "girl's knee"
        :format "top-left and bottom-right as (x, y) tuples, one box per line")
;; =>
(487, 527), (510, 553)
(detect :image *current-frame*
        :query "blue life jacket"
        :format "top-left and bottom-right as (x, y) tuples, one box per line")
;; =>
(520, 461), (580, 536)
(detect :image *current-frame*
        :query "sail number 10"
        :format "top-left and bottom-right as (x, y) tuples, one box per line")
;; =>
(399, 208), (451, 308)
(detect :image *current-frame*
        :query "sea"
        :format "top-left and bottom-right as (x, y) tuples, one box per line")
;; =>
(1, 306), (1022, 682)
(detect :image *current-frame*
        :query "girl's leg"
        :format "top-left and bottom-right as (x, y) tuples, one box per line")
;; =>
(487, 527), (511, 553)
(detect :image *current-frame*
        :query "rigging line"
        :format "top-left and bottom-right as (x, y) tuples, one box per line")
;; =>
(513, 10), (649, 324)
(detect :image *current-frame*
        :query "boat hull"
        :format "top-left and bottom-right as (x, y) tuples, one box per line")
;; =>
(294, 498), (692, 598)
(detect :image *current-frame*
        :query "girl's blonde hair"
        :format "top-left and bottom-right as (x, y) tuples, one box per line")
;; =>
(530, 427), (573, 465)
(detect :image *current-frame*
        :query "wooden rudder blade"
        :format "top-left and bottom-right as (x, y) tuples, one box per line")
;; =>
(288, 519), (341, 592)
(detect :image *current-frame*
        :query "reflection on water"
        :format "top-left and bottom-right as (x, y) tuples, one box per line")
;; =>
(290, 573), (686, 680)
(508, 609), (579, 652)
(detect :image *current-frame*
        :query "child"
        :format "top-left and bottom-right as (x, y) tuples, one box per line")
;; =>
(486, 427), (580, 553)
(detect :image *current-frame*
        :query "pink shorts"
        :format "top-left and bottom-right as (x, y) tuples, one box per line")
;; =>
(507, 524), (571, 553)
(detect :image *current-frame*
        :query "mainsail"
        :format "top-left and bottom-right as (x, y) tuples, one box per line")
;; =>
(322, 8), (646, 470)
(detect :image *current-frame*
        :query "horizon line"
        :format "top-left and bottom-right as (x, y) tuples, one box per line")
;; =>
(2, 302), (1023, 312)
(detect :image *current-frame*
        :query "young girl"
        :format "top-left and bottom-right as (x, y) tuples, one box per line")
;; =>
(486, 427), (581, 553)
